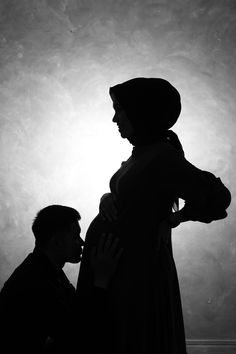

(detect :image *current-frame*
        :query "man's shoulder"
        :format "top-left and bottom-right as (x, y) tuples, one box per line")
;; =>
(0, 251), (56, 301)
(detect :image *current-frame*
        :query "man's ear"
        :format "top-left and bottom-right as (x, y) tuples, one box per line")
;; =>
(49, 232), (61, 249)
(52, 231), (65, 248)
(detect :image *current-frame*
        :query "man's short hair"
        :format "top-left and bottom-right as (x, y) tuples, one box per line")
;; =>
(32, 205), (81, 247)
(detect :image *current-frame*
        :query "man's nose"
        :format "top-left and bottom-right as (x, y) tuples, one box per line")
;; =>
(112, 113), (118, 122)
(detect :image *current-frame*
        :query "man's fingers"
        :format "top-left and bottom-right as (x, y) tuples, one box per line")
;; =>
(115, 248), (124, 260)
(106, 235), (123, 259)
(96, 233), (123, 261)
(101, 234), (122, 251)
(97, 233), (107, 253)
(98, 233), (115, 251)
(109, 236), (119, 254)
(90, 246), (96, 260)
(103, 233), (114, 250)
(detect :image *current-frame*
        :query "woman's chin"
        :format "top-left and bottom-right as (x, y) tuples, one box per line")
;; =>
(119, 130), (128, 139)
(118, 128), (133, 140)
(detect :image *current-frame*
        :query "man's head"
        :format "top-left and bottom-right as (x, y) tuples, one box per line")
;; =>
(32, 205), (84, 265)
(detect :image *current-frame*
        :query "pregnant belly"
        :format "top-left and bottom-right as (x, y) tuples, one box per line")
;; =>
(78, 214), (118, 290)
(85, 213), (117, 247)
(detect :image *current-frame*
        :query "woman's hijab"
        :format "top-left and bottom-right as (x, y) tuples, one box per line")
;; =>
(109, 77), (182, 147)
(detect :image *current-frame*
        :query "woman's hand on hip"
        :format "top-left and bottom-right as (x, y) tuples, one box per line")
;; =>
(99, 193), (118, 222)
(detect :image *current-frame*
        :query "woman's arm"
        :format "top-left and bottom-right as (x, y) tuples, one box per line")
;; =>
(157, 147), (231, 226)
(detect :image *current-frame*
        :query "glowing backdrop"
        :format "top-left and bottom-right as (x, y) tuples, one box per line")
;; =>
(0, 0), (235, 345)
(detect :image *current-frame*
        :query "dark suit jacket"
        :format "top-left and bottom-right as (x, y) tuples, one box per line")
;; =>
(0, 248), (108, 354)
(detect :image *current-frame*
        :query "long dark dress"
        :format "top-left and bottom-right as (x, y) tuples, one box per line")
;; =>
(77, 140), (230, 354)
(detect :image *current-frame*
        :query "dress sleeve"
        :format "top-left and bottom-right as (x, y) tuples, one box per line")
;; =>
(180, 169), (231, 223)
(157, 146), (231, 223)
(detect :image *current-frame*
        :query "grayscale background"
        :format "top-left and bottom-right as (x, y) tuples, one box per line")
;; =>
(0, 1), (235, 352)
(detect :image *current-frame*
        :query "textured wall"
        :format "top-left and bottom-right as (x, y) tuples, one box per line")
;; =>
(0, 0), (235, 342)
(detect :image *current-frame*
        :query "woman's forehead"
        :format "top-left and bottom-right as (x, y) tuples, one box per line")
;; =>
(110, 93), (124, 109)
(110, 92), (118, 102)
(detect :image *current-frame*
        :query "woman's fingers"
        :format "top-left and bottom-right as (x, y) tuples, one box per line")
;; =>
(110, 197), (118, 218)
(100, 208), (113, 222)
(104, 198), (117, 219)
(100, 208), (112, 222)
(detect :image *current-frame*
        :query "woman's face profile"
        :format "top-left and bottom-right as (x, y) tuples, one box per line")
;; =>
(111, 93), (134, 139)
